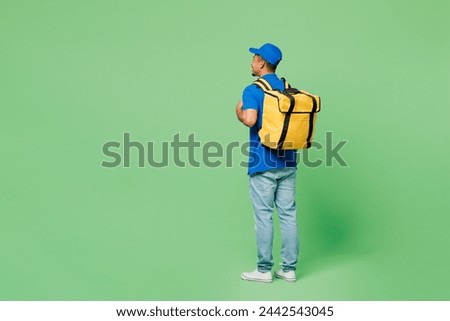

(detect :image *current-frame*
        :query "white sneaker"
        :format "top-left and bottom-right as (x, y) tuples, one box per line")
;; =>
(241, 269), (273, 283)
(274, 269), (296, 282)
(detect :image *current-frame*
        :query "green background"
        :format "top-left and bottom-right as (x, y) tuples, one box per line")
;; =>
(1, 0), (449, 300)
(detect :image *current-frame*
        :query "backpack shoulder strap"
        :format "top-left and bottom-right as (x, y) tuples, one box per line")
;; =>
(253, 77), (273, 91)
(281, 77), (291, 89)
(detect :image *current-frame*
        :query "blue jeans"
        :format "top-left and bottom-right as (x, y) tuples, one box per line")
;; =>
(249, 167), (299, 273)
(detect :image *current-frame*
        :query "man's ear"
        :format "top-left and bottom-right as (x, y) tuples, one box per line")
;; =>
(259, 59), (265, 69)
(255, 55), (264, 69)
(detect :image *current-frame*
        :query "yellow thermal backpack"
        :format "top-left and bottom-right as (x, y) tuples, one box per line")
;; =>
(254, 77), (321, 150)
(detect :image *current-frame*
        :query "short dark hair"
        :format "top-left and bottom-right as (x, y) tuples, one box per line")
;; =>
(258, 55), (277, 72)
(265, 60), (277, 72)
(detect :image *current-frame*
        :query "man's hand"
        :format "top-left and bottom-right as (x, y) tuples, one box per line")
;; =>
(235, 100), (257, 127)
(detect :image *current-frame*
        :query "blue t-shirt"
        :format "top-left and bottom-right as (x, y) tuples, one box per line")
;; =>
(242, 73), (297, 176)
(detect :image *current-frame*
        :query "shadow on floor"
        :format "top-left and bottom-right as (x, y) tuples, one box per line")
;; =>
(296, 173), (384, 279)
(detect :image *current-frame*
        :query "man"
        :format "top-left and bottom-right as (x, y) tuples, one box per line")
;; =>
(236, 43), (299, 283)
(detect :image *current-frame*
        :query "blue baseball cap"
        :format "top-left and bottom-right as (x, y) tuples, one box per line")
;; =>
(249, 43), (282, 65)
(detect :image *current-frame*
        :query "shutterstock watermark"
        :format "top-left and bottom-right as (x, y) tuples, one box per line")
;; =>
(100, 132), (349, 169)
